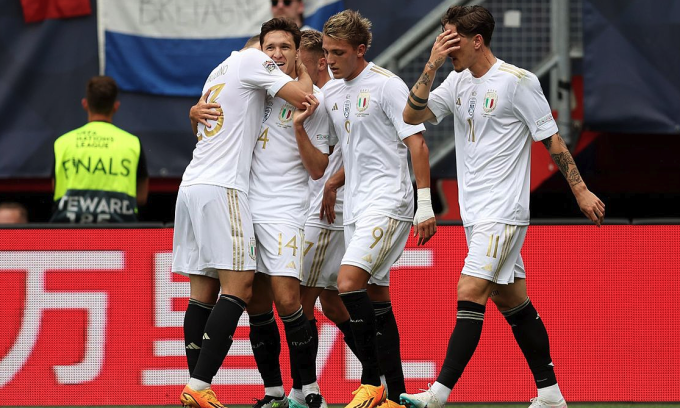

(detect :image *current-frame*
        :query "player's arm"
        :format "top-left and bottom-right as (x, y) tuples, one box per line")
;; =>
(275, 59), (313, 109)
(293, 94), (329, 180)
(542, 133), (605, 226)
(189, 89), (221, 136)
(321, 166), (344, 224)
(403, 133), (437, 245)
(403, 29), (459, 125)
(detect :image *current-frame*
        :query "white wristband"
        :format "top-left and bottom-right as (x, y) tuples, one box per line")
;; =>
(413, 188), (435, 225)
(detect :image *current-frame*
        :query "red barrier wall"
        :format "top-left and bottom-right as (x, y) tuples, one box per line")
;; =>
(1, 226), (678, 404)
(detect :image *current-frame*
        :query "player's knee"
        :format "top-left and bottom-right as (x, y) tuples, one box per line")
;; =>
(457, 275), (492, 304)
(274, 297), (300, 316)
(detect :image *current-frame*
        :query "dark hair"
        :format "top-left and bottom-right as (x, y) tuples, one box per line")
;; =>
(441, 5), (495, 46)
(0, 201), (28, 223)
(260, 17), (302, 49)
(86, 76), (118, 114)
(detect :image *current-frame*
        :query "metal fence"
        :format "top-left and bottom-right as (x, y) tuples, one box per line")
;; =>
(375, 0), (583, 165)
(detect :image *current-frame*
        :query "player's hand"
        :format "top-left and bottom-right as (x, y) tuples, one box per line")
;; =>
(575, 188), (605, 227)
(321, 180), (337, 224)
(190, 89), (222, 128)
(428, 29), (460, 70)
(413, 188), (437, 245)
(293, 94), (319, 127)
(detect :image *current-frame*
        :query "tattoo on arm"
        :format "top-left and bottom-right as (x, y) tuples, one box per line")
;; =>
(541, 137), (553, 149)
(407, 97), (428, 111)
(551, 152), (575, 176)
(551, 151), (583, 186)
(567, 168), (583, 186)
(417, 72), (431, 88)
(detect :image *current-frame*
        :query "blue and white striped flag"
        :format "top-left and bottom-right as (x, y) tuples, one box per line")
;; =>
(98, 0), (344, 96)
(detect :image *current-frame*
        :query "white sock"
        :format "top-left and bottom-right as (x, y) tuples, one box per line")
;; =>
(289, 388), (305, 403)
(302, 382), (320, 396)
(188, 378), (211, 391)
(537, 384), (564, 403)
(430, 381), (451, 404)
(265, 386), (285, 398)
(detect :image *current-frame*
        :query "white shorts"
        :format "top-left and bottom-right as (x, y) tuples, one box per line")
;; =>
(302, 225), (344, 289)
(342, 213), (411, 287)
(462, 222), (527, 285)
(172, 185), (256, 278)
(255, 223), (304, 279)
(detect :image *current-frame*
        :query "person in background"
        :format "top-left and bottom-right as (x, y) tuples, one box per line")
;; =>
(0, 202), (28, 224)
(50, 76), (148, 223)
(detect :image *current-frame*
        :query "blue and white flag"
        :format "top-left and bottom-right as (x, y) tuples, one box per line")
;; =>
(98, 0), (344, 96)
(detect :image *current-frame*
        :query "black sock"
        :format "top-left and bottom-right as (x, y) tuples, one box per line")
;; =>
(502, 298), (558, 389)
(339, 290), (381, 386)
(374, 301), (405, 400)
(250, 310), (283, 388)
(436, 301), (486, 388)
(184, 299), (214, 376)
(282, 307), (317, 386)
(336, 319), (359, 358)
(192, 294), (246, 383)
(291, 318), (318, 390)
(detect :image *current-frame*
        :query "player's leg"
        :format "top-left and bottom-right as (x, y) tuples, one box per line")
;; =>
(339, 215), (410, 408)
(401, 223), (519, 408)
(247, 272), (287, 408)
(172, 187), (219, 377)
(261, 224), (326, 408)
(319, 289), (358, 358)
(492, 256), (567, 408)
(367, 284), (405, 403)
(178, 186), (256, 408)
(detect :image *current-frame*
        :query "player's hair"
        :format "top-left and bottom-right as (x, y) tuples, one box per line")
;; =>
(243, 34), (261, 50)
(0, 201), (28, 223)
(300, 29), (324, 58)
(260, 17), (302, 49)
(323, 9), (372, 50)
(441, 5), (495, 46)
(86, 76), (118, 115)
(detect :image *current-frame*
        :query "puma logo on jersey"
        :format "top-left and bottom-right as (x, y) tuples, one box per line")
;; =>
(332, 103), (338, 111)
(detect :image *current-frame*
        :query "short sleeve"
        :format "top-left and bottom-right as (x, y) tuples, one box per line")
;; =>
(304, 90), (331, 154)
(239, 48), (294, 97)
(427, 72), (457, 125)
(381, 76), (426, 140)
(512, 73), (558, 142)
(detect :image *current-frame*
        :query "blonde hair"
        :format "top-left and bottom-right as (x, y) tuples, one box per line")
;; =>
(300, 29), (324, 58)
(322, 9), (372, 50)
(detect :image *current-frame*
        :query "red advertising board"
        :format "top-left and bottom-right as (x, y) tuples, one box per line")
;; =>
(1, 226), (678, 405)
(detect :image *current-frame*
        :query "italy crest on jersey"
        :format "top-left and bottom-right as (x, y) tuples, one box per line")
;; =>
(279, 103), (295, 123)
(357, 90), (370, 112)
(483, 90), (498, 113)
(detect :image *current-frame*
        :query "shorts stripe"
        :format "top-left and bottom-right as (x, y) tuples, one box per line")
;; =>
(227, 190), (245, 270)
(492, 225), (516, 283)
(309, 229), (331, 286)
(373, 219), (398, 274)
(298, 228), (305, 280)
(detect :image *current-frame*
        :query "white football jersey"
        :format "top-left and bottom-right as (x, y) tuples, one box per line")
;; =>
(249, 86), (331, 228)
(428, 58), (558, 226)
(180, 48), (294, 192)
(323, 63), (425, 224)
(306, 142), (344, 230)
